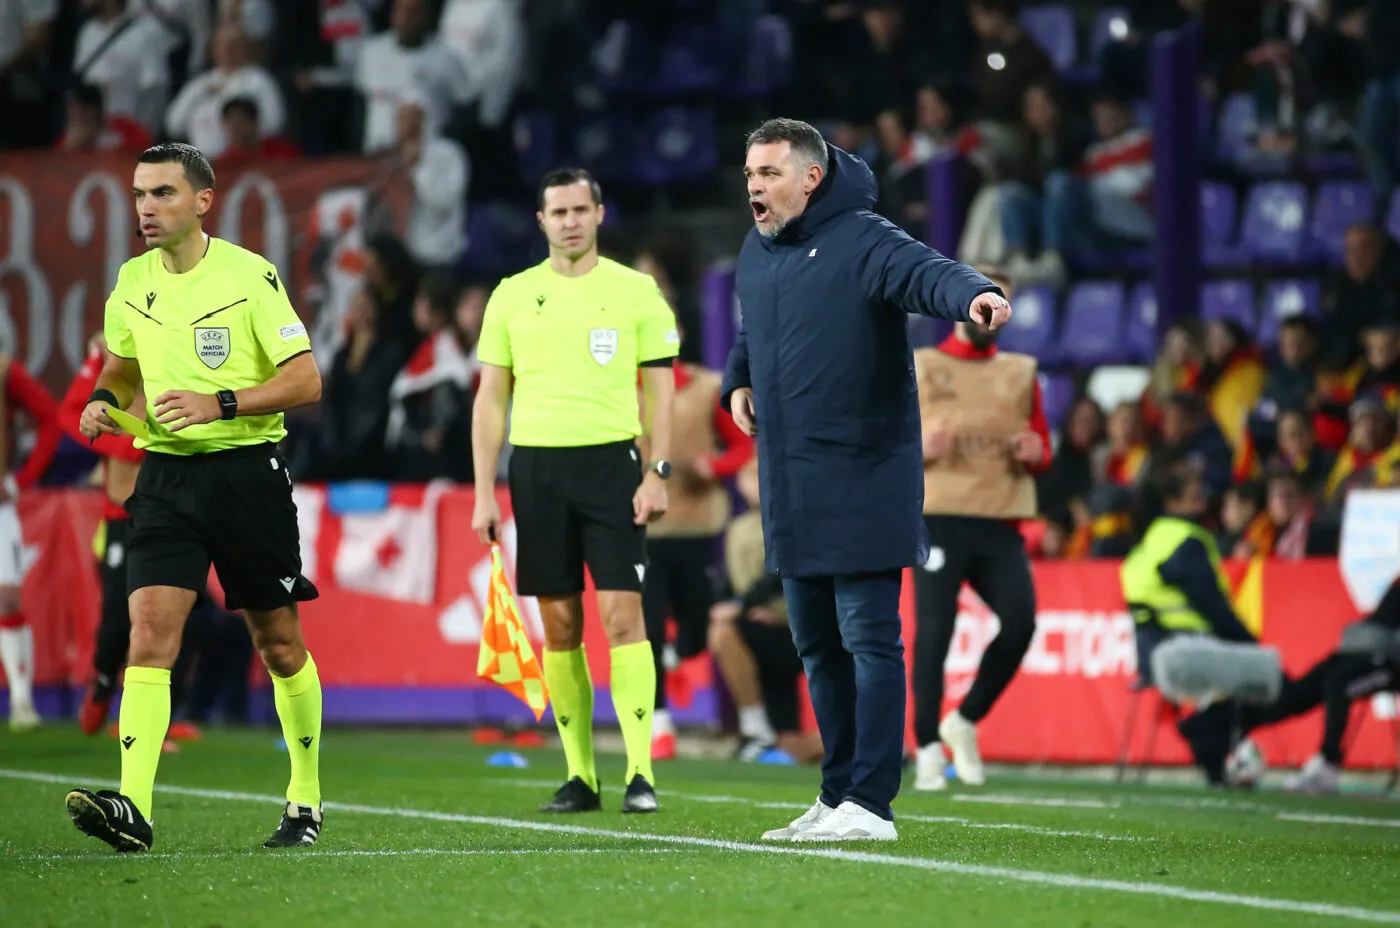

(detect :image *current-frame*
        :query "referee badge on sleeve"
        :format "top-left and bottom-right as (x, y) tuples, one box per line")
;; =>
(589, 328), (618, 365)
(195, 327), (230, 369)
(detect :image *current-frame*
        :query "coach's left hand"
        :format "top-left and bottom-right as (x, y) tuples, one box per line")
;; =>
(633, 472), (669, 525)
(154, 390), (220, 431)
(969, 292), (1012, 330)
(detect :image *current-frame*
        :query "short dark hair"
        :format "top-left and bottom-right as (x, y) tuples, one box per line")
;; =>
(137, 142), (216, 192)
(70, 82), (104, 113)
(417, 273), (461, 320)
(220, 96), (260, 123)
(537, 167), (602, 210)
(745, 118), (829, 174)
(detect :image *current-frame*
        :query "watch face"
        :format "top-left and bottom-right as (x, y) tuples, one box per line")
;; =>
(656, 461), (672, 478)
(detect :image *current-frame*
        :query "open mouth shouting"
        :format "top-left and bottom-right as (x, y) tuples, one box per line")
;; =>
(750, 198), (770, 223)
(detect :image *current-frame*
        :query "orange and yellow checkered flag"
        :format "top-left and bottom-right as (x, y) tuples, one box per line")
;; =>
(476, 544), (549, 720)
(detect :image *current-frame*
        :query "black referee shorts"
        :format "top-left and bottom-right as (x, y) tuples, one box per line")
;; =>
(124, 443), (319, 612)
(508, 440), (646, 597)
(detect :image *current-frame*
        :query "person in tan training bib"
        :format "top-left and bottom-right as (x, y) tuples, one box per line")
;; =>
(910, 272), (1052, 791)
(639, 322), (754, 762)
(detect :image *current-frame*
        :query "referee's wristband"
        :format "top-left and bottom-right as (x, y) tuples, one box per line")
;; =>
(88, 389), (119, 408)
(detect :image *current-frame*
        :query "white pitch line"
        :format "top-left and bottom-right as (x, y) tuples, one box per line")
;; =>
(10, 847), (683, 863)
(488, 778), (1142, 841)
(3, 769), (1398, 924)
(1278, 813), (1400, 829)
(951, 794), (1119, 810)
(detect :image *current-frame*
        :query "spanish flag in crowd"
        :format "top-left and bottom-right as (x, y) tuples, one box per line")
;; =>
(1230, 554), (1266, 639)
(476, 544), (549, 720)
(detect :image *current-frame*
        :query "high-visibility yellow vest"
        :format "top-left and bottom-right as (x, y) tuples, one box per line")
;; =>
(1119, 517), (1227, 634)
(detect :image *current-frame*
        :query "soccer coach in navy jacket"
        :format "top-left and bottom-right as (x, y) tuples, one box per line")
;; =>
(721, 118), (1011, 842)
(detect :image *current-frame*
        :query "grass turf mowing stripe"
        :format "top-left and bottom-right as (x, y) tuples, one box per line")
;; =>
(492, 778), (1145, 841)
(952, 794), (1119, 809)
(4, 768), (1398, 924)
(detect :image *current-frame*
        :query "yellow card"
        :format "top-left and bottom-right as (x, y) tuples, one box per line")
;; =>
(105, 406), (150, 441)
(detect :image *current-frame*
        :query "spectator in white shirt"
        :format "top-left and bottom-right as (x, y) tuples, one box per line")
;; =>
(0, 0), (58, 148)
(392, 95), (469, 270)
(165, 19), (285, 158)
(438, 0), (524, 130)
(73, 0), (172, 133)
(354, 0), (470, 154)
(147, 0), (215, 81)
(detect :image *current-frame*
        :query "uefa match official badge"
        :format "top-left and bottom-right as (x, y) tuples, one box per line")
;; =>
(195, 327), (231, 369)
(589, 328), (618, 365)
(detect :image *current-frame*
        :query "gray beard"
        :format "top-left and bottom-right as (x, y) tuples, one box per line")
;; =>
(756, 216), (790, 239)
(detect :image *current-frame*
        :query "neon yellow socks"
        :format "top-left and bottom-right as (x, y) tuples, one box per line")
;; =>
(543, 646), (597, 790)
(271, 653), (323, 808)
(118, 665), (170, 820)
(610, 641), (657, 785)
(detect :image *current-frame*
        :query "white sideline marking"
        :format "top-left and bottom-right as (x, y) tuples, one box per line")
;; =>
(6, 770), (1400, 923)
(1278, 813), (1400, 829)
(952, 794), (1118, 810)
(11, 847), (679, 863)
(493, 778), (1141, 841)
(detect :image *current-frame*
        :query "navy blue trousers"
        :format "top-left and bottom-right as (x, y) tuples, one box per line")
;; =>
(783, 569), (905, 821)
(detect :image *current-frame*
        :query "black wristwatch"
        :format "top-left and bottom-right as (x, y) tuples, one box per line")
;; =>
(216, 389), (238, 420)
(649, 460), (672, 479)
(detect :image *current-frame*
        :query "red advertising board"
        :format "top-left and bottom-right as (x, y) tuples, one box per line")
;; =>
(10, 486), (1395, 770)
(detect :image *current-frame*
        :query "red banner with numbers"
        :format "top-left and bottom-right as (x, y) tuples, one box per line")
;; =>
(10, 487), (1394, 769)
(0, 152), (406, 392)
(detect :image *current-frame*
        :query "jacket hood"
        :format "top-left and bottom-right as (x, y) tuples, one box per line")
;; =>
(779, 145), (877, 242)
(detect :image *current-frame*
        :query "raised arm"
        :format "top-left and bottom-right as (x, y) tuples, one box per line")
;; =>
(854, 216), (1002, 320)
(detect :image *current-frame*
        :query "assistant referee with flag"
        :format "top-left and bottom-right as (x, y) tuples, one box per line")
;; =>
(472, 167), (678, 814)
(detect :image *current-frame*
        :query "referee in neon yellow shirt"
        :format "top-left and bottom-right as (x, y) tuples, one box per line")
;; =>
(472, 167), (678, 814)
(68, 143), (325, 852)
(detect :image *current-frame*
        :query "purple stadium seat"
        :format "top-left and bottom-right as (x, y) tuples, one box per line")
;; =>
(1059, 281), (1127, 367)
(1038, 372), (1075, 432)
(1387, 190), (1400, 244)
(653, 25), (724, 95)
(1257, 279), (1322, 348)
(1200, 181), (1240, 267)
(728, 15), (793, 97)
(573, 112), (632, 183)
(1000, 285), (1059, 361)
(1309, 181), (1374, 264)
(512, 110), (556, 186)
(635, 108), (717, 186)
(1126, 282), (1158, 363)
(1019, 5), (1077, 72)
(1200, 279), (1256, 330)
(1239, 181), (1309, 265)
(1090, 7), (1130, 58)
(1214, 93), (1256, 167)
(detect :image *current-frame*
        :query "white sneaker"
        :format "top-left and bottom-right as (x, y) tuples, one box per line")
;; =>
(939, 711), (985, 786)
(792, 801), (897, 842)
(9, 701), (39, 732)
(914, 742), (947, 791)
(761, 798), (834, 841)
(1225, 737), (1265, 787)
(1285, 755), (1340, 795)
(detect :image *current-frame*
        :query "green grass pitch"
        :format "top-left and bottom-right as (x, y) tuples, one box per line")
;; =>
(2, 726), (1398, 927)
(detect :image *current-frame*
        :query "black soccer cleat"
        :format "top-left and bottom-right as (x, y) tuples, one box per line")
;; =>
(539, 776), (602, 813)
(263, 802), (324, 848)
(621, 774), (659, 814)
(65, 788), (153, 853)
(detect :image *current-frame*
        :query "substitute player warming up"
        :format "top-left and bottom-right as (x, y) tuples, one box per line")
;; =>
(472, 167), (677, 815)
(910, 274), (1050, 790)
(69, 143), (324, 852)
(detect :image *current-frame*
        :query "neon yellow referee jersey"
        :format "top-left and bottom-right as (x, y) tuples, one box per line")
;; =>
(103, 237), (313, 454)
(477, 257), (679, 447)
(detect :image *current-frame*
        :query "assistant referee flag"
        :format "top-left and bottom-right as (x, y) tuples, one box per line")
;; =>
(477, 544), (549, 720)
